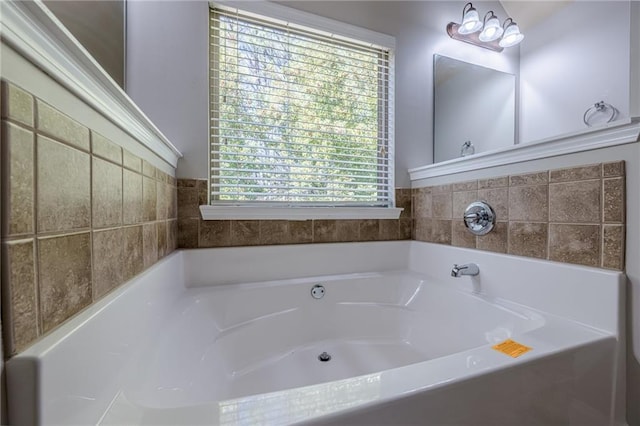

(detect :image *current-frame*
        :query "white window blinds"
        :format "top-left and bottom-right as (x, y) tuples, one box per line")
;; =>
(210, 6), (394, 206)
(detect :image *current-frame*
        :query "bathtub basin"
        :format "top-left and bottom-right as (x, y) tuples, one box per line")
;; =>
(6, 241), (625, 425)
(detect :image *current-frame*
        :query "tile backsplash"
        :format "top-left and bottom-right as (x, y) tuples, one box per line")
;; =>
(177, 180), (412, 248)
(1, 81), (177, 356)
(413, 163), (625, 270)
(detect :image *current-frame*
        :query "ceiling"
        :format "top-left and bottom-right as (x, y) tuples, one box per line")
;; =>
(500, 1), (573, 31)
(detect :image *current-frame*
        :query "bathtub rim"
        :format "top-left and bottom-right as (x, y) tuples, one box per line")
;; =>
(5, 241), (626, 425)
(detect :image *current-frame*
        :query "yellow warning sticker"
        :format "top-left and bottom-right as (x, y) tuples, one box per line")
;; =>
(492, 339), (532, 358)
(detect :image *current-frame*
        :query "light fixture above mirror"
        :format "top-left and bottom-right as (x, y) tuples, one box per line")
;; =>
(446, 2), (524, 52)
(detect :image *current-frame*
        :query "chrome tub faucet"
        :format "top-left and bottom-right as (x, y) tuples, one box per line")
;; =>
(451, 263), (479, 277)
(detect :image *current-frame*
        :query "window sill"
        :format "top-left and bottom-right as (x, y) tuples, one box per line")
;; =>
(199, 205), (403, 221)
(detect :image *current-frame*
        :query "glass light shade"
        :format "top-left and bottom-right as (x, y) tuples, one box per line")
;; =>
(479, 16), (503, 42)
(499, 22), (524, 47)
(458, 8), (482, 34)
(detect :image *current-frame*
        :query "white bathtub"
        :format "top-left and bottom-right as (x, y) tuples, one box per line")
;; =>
(7, 242), (626, 425)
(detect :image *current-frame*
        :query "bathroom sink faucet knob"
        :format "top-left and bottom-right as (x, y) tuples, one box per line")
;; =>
(451, 263), (479, 277)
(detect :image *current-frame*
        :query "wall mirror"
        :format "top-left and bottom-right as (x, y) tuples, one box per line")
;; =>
(433, 55), (516, 163)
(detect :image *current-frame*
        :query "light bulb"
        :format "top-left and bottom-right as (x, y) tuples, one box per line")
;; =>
(458, 3), (483, 35)
(499, 20), (524, 47)
(479, 13), (503, 42)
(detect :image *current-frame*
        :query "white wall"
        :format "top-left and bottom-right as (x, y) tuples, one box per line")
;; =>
(519, 1), (631, 143)
(126, 0), (209, 180)
(126, 0), (518, 187)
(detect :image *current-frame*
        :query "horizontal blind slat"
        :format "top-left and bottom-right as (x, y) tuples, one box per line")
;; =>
(211, 38), (390, 78)
(214, 177), (389, 187)
(214, 153), (385, 169)
(211, 94), (382, 118)
(211, 135), (380, 155)
(212, 121), (381, 142)
(211, 165), (389, 177)
(212, 191), (390, 200)
(210, 6), (392, 206)
(213, 75), (380, 103)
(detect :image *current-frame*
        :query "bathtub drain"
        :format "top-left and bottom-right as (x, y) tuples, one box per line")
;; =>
(318, 352), (331, 362)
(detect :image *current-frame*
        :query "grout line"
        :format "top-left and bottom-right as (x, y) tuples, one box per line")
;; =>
(31, 96), (43, 341)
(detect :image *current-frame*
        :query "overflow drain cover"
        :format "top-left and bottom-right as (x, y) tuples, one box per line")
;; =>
(318, 352), (331, 362)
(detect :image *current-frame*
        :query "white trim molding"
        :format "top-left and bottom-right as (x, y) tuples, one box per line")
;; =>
(0, 0), (182, 167)
(200, 205), (403, 221)
(410, 119), (640, 181)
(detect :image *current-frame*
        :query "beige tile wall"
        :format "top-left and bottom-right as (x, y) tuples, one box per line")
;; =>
(1, 81), (178, 356)
(177, 179), (412, 248)
(413, 163), (626, 270)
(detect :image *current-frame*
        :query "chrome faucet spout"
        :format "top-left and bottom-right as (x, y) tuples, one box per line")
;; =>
(451, 263), (479, 277)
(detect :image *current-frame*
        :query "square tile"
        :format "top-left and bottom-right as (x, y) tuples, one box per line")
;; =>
(36, 100), (89, 151)
(123, 169), (143, 224)
(157, 221), (168, 258)
(1, 82), (34, 126)
(2, 122), (34, 236)
(177, 187), (200, 219)
(289, 221), (313, 244)
(478, 176), (508, 189)
(509, 185), (548, 222)
(142, 223), (158, 268)
(602, 161), (624, 178)
(335, 220), (360, 242)
(431, 220), (451, 245)
(549, 180), (600, 223)
(549, 164), (600, 183)
(451, 220), (475, 248)
(2, 239), (37, 354)
(509, 172), (548, 186)
(413, 188), (432, 218)
(92, 157), (123, 228)
(432, 193), (452, 219)
(603, 178), (625, 223)
(37, 136), (91, 232)
(123, 226), (143, 280)
(509, 222), (548, 259)
(399, 219), (412, 240)
(167, 220), (178, 253)
(93, 228), (124, 298)
(260, 220), (290, 245)
(142, 176), (157, 222)
(549, 224), (600, 267)
(199, 220), (231, 247)
(178, 218), (199, 248)
(414, 218), (431, 242)
(602, 225), (624, 270)
(452, 180), (477, 191)
(231, 220), (260, 246)
(476, 222), (508, 254)
(91, 132), (122, 165)
(142, 160), (156, 178)
(358, 220), (379, 241)
(156, 182), (168, 220)
(379, 220), (399, 241)
(38, 233), (92, 333)
(123, 150), (142, 172)
(313, 220), (337, 243)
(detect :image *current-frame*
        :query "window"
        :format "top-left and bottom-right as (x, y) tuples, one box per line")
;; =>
(209, 5), (394, 212)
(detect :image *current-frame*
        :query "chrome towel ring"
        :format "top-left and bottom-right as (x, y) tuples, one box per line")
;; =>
(583, 101), (618, 127)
